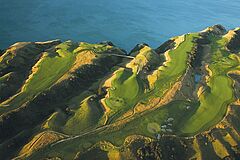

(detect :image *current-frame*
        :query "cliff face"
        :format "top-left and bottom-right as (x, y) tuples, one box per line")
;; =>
(0, 25), (239, 160)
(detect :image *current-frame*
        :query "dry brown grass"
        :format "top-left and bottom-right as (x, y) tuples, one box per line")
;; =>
(102, 68), (124, 89)
(100, 98), (110, 113)
(147, 35), (185, 89)
(172, 35), (185, 48)
(18, 131), (65, 158)
(70, 50), (96, 71)
(191, 138), (202, 160)
(224, 30), (237, 41)
(228, 70), (240, 75)
(212, 139), (229, 159)
(123, 135), (152, 147)
(205, 64), (213, 77)
(56, 50), (97, 83)
(126, 46), (152, 73)
(197, 86), (205, 98)
(223, 133), (238, 147)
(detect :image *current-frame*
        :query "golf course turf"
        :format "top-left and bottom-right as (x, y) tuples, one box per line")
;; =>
(1, 26), (239, 160)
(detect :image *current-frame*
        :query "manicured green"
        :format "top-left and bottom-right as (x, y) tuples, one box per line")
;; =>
(106, 70), (142, 105)
(105, 69), (144, 121)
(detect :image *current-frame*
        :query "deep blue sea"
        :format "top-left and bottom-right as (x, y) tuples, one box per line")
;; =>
(0, 0), (239, 51)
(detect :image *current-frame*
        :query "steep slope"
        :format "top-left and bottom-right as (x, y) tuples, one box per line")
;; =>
(0, 40), (61, 103)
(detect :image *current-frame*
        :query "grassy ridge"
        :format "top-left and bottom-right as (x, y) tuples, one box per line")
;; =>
(21, 41), (77, 96)
(103, 46), (159, 121)
(149, 34), (198, 98)
(0, 41), (78, 112)
(105, 69), (144, 117)
(63, 96), (104, 134)
(0, 41), (116, 114)
(180, 76), (233, 134)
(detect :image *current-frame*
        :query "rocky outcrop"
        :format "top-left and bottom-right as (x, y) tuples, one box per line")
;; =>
(200, 24), (226, 36)
(155, 39), (175, 54)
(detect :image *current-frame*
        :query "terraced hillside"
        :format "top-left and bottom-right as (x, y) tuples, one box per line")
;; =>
(0, 25), (239, 160)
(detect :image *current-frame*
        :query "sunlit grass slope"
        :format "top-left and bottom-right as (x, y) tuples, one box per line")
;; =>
(0, 41), (78, 112)
(61, 96), (104, 134)
(148, 34), (198, 98)
(0, 41), (117, 114)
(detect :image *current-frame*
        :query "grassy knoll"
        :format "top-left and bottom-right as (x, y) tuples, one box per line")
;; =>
(43, 77), (113, 134)
(0, 72), (12, 91)
(105, 69), (144, 109)
(180, 35), (239, 135)
(43, 111), (67, 131)
(62, 96), (104, 134)
(0, 72), (10, 82)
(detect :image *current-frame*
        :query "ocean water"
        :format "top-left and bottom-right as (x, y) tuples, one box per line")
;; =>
(0, 0), (239, 51)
